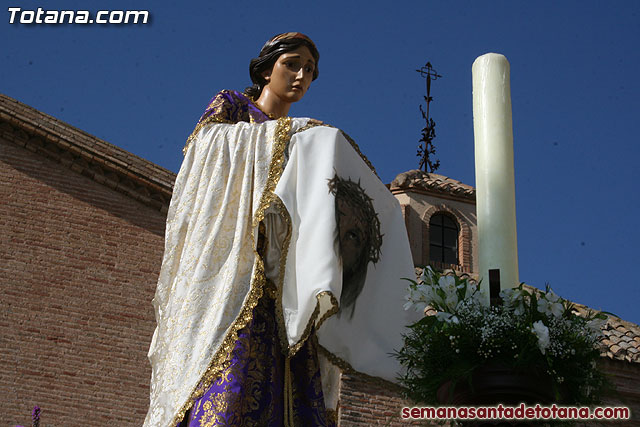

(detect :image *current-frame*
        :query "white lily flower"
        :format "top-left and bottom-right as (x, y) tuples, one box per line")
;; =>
(471, 288), (489, 307)
(404, 285), (413, 299)
(412, 300), (427, 312)
(439, 275), (457, 296)
(420, 266), (437, 285)
(531, 320), (550, 354)
(545, 289), (560, 303)
(404, 286), (418, 309)
(536, 298), (549, 314)
(445, 293), (459, 311)
(417, 283), (437, 305)
(500, 288), (514, 301)
(501, 288), (520, 305)
(587, 317), (606, 334)
(500, 288), (527, 315)
(538, 297), (563, 318)
(436, 312), (460, 324)
(408, 286), (422, 302)
(404, 282), (427, 311)
(550, 302), (564, 317)
(421, 283), (445, 307)
(464, 282), (478, 300)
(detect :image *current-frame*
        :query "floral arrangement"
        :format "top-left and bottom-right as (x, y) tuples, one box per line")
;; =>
(395, 267), (608, 405)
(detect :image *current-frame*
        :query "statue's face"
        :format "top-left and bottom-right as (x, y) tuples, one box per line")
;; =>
(262, 46), (315, 104)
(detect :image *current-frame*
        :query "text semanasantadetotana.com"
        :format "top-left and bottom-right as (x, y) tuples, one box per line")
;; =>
(7, 7), (149, 24)
(401, 403), (630, 421)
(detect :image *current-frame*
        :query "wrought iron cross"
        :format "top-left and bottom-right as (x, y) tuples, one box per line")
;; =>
(416, 62), (442, 173)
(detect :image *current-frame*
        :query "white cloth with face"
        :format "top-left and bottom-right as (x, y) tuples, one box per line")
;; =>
(145, 117), (419, 427)
(277, 125), (420, 381)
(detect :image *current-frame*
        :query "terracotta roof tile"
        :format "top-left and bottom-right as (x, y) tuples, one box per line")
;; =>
(618, 341), (631, 350)
(389, 169), (476, 202)
(571, 303), (640, 364)
(598, 315), (640, 364)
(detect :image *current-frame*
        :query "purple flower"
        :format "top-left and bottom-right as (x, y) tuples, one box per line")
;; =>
(32, 406), (40, 427)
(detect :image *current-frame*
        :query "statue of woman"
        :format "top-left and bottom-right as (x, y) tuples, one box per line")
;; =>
(146, 32), (417, 427)
(146, 32), (335, 427)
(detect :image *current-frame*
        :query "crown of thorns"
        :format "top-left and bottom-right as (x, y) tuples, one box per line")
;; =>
(328, 174), (383, 264)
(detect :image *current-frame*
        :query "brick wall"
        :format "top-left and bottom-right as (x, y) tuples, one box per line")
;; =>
(596, 359), (640, 426)
(337, 362), (640, 426)
(338, 374), (435, 426)
(338, 364), (640, 426)
(1, 132), (166, 425)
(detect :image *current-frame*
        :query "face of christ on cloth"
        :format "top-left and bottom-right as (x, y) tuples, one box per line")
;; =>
(329, 174), (383, 318)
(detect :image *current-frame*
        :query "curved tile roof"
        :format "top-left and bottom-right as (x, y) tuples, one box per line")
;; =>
(390, 169), (475, 202)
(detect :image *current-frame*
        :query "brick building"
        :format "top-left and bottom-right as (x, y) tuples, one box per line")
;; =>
(0, 94), (173, 425)
(1, 94), (638, 426)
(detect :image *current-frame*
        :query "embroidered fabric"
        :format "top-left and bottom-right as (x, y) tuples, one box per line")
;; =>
(176, 287), (332, 427)
(145, 115), (296, 427)
(147, 90), (420, 427)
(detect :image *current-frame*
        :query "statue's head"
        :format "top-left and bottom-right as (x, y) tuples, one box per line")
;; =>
(245, 32), (320, 100)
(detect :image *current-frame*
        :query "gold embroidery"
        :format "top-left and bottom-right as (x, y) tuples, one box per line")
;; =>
(183, 115), (233, 155)
(250, 101), (276, 121)
(325, 408), (338, 425)
(284, 356), (295, 427)
(315, 292), (340, 331)
(317, 343), (402, 391)
(169, 117), (293, 427)
(338, 129), (379, 179)
(287, 291), (340, 358)
(291, 334), (327, 426)
(197, 390), (230, 426)
(183, 91), (272, 155)
(193, 293), (285, 426)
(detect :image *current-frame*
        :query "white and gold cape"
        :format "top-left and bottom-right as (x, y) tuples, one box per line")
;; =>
(145, 118), (419, 426)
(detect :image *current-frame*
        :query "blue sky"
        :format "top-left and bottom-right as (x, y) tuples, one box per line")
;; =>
(2, 1), (639, 325)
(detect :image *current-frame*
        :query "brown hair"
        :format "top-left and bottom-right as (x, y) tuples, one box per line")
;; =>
(244, 32), (320, 99)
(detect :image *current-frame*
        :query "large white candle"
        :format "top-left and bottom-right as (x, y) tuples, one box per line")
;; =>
(472, 53), (519, 302)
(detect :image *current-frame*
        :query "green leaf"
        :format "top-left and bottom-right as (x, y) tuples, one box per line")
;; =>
(401, 277), (418, 286)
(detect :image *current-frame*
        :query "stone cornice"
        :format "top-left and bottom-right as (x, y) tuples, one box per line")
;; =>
(0, 94), (175, 212)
